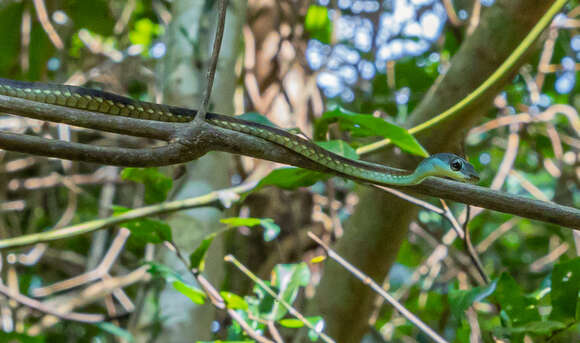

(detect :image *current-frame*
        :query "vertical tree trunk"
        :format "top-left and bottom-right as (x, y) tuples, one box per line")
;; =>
(309, 1), (556, 341)
(153, 1), (246, 341)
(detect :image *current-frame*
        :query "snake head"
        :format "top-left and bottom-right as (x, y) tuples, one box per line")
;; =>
(419, 153), (480, 184)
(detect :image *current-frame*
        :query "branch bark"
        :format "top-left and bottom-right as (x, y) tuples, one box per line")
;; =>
(0, 92), (578, 228)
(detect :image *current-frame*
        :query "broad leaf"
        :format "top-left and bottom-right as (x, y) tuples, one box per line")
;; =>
(255, 167), (330, 191)
(114, 207), (172, 244)
(173, 280), (206, 305)
(270, 263), (311, 320)
(550, 257), (580, 322)
(121, 167), (173, 204)
(494, 273), (541, 326)
(220, 291), (249, 310)
(316, 106), (428, 157)
(316, 140), (359, 160)
(449, 279), (498, 319)
(189, 234), (217, 272)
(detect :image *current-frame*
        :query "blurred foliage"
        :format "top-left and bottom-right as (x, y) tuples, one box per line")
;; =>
(0, 0), (577, 342)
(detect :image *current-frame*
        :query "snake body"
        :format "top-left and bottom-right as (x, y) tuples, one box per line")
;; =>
(0, 78), (479, 185)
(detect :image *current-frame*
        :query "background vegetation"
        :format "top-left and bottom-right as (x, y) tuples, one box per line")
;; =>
(0, 0), (578, 342)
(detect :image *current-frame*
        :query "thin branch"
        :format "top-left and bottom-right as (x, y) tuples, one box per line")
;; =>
(0, 283), (104, 324)
(308, 232), (449, 343)
(225, 254), (336, 343)
(194, 0), (229, 123)
(32, 0), (64, 50)
(167, 242), (274, 343)
(0, 182), (256, 249)
(0, 95), (177, 140)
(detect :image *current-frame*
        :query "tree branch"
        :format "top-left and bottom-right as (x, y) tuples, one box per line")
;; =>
(0, 93), (578, 228)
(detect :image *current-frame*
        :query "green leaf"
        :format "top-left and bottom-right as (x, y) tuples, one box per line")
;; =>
(114, 208), (173, 244)
(189, 234), (216, 272)
(270, 263), (311, 320)
(550, 257), (580, 322)
(145, 262), (184, 283)
(307, 316), (325, 341)
(0, 331), (44, 343)
(96, 322), (134, 342)
(121, 167), (173, 204)
(221, 217), (281, 242)
(316, 140), (359, 160)
(449, 279), (498, 319)
(128, 18), (164, 52)
(220, 291), (249, 310)
(255, 167), (330, 191)
(220, 217), (263, 227)
(304, 5), (332, 44)
(494, 273), (541, 326)
(316, 106), (429, 157)
(279, 318), (305, 328)
(237, 112), (279, 128)
(172, 280), (206, 305)
(146, 261), (205, 304)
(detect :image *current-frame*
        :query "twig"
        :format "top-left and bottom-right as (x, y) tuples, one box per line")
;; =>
(307, 232), (449, 343)
(0, 283), (104, 324)
(32, 0), (64, 50)
(461, 206), (490, 284)
(225, 254), (336, 343)
(194, 0), (229, 123)
(166, 242), (273, 343)
(0, 182), (256, 249)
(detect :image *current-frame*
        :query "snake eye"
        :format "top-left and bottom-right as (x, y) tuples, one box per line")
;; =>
(450, 159), (463, 171)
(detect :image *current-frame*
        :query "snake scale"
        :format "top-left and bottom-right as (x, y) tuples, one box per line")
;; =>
(0, 78), (479, 185)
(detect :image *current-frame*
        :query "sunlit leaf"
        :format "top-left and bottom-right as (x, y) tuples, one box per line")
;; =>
(220, 291), (249, 310)
(316, 106), (428, 157)
(305, 5), (332, 44)
(173, 280), (206, 305)
(189, 233), (216, 272)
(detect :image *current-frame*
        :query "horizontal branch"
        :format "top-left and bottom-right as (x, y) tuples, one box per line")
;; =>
(412, 178), (580, 230)
(0, 94), (578, 229)
(0, 131), (198, 167)
(0, 95), (177, 140)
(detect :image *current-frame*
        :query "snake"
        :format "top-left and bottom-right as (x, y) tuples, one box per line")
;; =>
(0, 78), (479, 186)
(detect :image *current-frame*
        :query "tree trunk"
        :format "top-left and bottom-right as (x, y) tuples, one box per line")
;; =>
(309, 1), (556, 341)
(151, 1), (246, 341)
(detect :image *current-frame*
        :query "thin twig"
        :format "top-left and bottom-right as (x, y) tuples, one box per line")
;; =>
(166, 242), (273, 343)
(194, 0), (229, 123)
(307, 232), (449, 343)
(32, 0), (64, 49)
(225, 254), (336, 343)
(0, 182), (256, 249)
(461, 206), (490, 284)
(0, 283), (104, 324)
